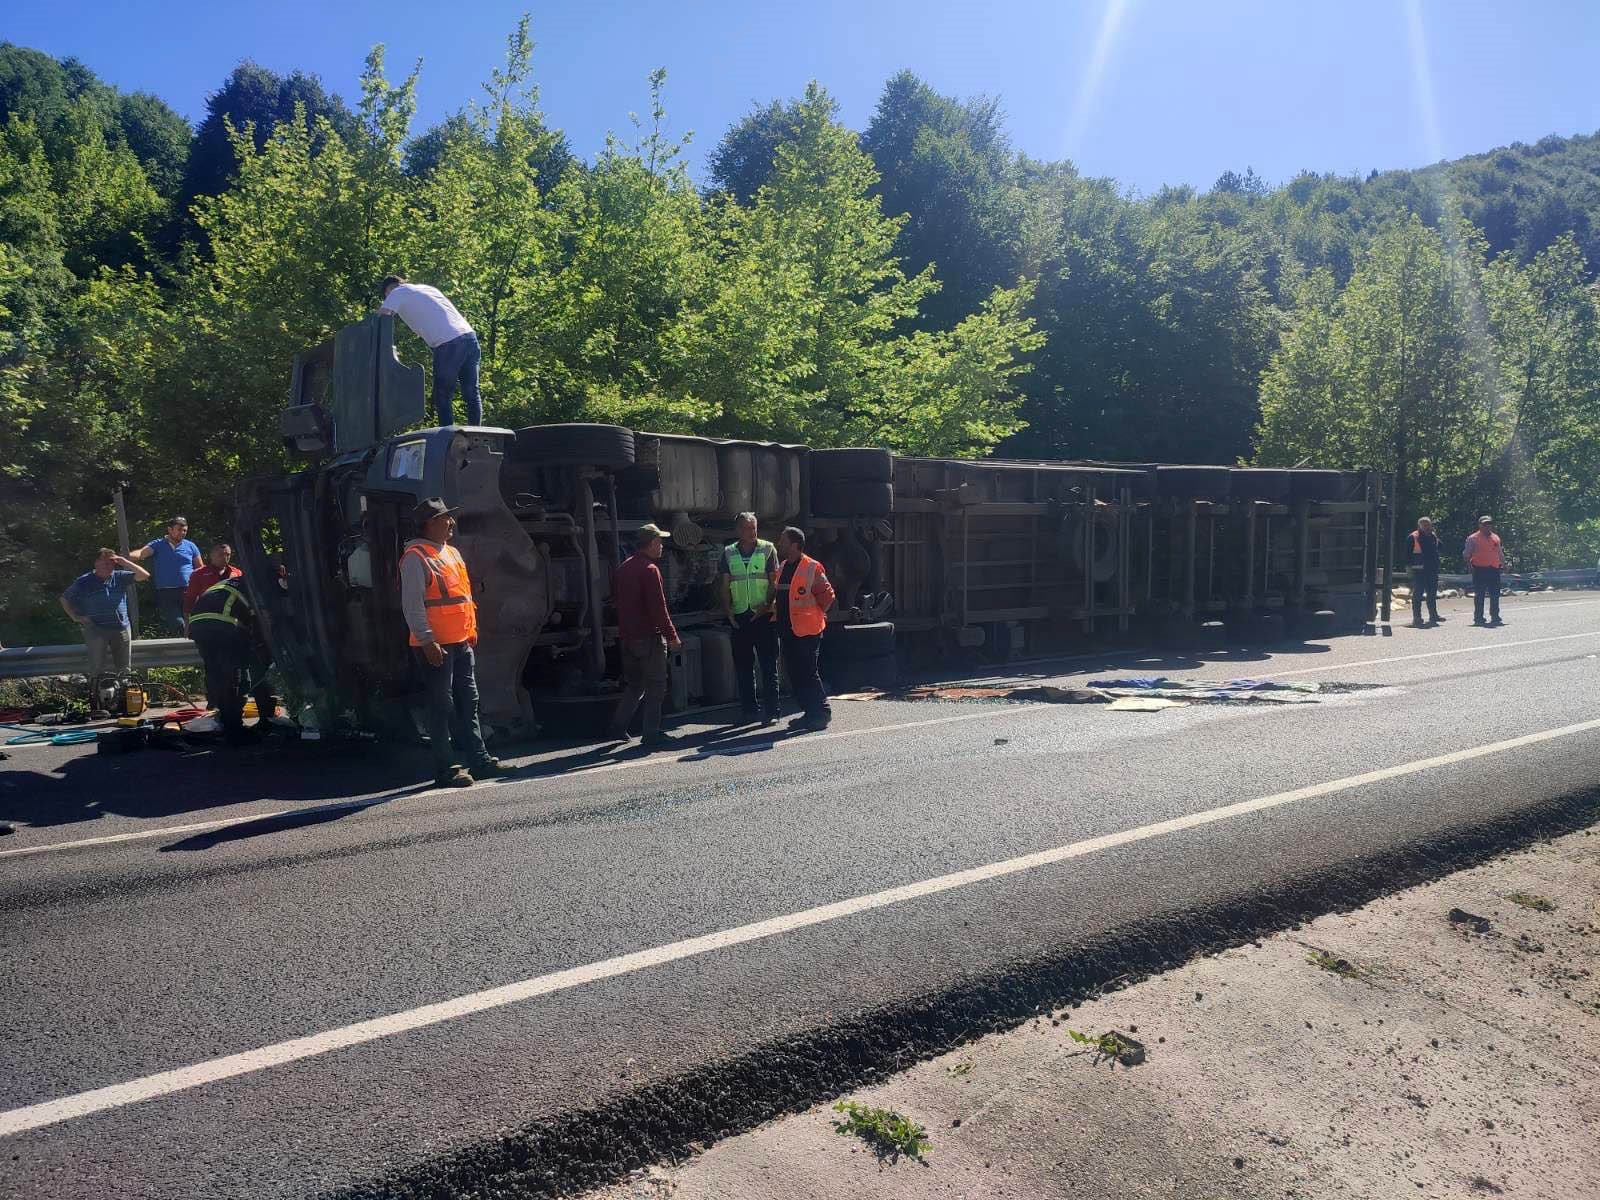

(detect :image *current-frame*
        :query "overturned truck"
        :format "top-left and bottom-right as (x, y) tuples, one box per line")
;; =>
(234, 316), (1391, 741)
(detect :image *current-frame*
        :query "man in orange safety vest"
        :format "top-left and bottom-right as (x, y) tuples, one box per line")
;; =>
(401, 497), (501, 786)
(774, 526), (836, 731)
(1463, 514), (1506, 627)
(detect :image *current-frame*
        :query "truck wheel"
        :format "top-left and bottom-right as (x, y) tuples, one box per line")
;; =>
(511, 423), (635, 469)
(811, 447), (893, 485)
(1068, 508), (1120, 583)
(812, 480), (893, 518)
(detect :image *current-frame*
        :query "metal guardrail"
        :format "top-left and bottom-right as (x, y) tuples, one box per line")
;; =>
(1404, 568), (1597, 590)
(0, 638), (201, 680)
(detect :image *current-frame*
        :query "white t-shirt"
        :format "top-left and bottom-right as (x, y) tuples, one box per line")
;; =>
(380, 283), (473, 348)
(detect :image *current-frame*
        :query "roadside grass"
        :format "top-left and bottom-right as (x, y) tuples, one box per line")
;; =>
(831, 1101), (931, 1164)
(1506, 891), (1557, 912)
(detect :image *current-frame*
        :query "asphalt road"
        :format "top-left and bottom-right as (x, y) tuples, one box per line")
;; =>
(5, 591), (1600, 1199)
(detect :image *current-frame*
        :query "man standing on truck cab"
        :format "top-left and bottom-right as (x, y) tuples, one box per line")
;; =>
(606, 524), (682, 749)
(775, 526), (836, 731)
(720, 512), (780, 726)
(401, 497), (501, 787)
(377, 275), (481, 426)
(129, 516), (201, 635)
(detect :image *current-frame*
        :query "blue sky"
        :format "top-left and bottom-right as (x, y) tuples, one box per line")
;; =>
(6, 0), (1599, 192)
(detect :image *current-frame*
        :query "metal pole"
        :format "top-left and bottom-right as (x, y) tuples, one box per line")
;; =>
(1360, 471), (1376, 628)
(1381, 472), (1396, 624)
(578, 473), (606, 680)
(1184, 501), (1197, 620)
(1083, 484), (1096, 635)
(113, 484), (139, 634)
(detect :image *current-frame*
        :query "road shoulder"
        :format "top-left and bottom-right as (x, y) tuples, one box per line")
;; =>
(597, 823), (1600, 1200)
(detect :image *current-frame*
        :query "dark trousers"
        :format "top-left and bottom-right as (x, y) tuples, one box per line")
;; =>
(432, 332), (482, 426)
(781, 630), (830, 721)
(156, 587), (188, 635)
(191, 624), (275, 735)
(611, 635), (668, 738)
(1411, 566), (1439, 623)
(731, 611), (779, 717)
(415, 641), (489, 772)
(1472, 566), (1502, 622)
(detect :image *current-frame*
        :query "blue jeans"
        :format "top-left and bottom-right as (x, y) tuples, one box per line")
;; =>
(156, 588), (187, 635)
(415, 641), (490, 774)
(431, 332), (481, 426)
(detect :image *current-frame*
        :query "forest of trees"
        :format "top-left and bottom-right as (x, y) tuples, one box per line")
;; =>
(4, 22), (1600, 641)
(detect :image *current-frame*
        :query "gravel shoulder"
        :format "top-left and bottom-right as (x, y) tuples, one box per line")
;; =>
(595, 823), (1600, 1200)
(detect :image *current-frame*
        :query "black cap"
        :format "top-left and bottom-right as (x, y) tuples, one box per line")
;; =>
(413, 497), (460, 526)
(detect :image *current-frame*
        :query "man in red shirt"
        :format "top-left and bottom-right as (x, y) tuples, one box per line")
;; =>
(606, 524), (682, 748)
(183, 543), (243, 622)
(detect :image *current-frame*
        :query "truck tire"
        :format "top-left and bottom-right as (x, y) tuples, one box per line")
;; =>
(811, 447), (893, 485)
(821, 620), (896, 659)
(812, 480), (893, 518)
(511, 423), (635, 469)
(1229, 468), (1293, 503)
(1068, 509), (1120, 583)
(1290, 470), (1347, 503)
(1155, 466), (1232, 502)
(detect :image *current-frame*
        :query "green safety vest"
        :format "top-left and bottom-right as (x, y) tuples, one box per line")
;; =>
(188, 580), (251, 628)
(724, 540), (776, 614)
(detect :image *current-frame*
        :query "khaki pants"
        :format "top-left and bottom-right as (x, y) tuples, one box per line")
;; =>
(84, 625), (131, 678)
(610, 635), (668, 738)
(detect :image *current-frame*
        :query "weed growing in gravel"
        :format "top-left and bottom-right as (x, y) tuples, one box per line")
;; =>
(1065, 1028), (1146, 1065)
(1506, 892), (1557, 912)
(1307, 950), (1363, 978)
(945, 1061), (974, 1078)
(831, 1101), (931, 1163)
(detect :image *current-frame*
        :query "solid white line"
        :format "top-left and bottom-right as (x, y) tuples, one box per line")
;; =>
(1260, 629), (1600, 679)
(0, 811), (296, 859)
(5, 714), (1599, 1138)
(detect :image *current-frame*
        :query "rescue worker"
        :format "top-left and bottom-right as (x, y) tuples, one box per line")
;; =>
(377, 275), (481, 426)
(719, 512), (780, 726)
(775, 526), (836, 731)
(1463, 515), (1506, 627)
(401, 497), (500, 786)
(1407, 516), (1442, 628)
(606, 524), (682, 748)
(187, 573), (278, 745)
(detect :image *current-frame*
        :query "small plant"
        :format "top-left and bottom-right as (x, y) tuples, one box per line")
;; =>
(1307, 950), (1362, 978)
(831, 1101), (931, 1163)
(1506, 892), (1557, 912)
(945, 1061), (973, 1078)
(1065, 1027), (1147, 1065)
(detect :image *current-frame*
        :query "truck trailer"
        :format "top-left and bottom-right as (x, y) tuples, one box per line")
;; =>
(233, 315), (1390, 741)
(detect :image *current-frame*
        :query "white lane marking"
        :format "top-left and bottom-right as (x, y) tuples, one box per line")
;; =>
(1259, 629), (1600, 680)
(1, 710), (1026, 858)
(5, 714), (1599, 1138)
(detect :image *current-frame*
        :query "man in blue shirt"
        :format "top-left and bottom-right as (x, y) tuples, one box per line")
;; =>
(60, 548), (150, 681)
(130, 516), (202, 634)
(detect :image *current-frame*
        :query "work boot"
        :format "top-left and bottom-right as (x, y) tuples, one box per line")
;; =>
(641, 732), (680, 750)
(471, 756), (505, 777)
(434, 766), (474, 788)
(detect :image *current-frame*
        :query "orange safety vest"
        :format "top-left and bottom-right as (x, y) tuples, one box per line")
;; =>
(1465, 530), (1503, 569)
(402, 541), (478, 647)
(785, 554), (833, 638)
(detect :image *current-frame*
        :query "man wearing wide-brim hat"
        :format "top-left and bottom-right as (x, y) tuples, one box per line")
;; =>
(401, 497), (501, 786)
(605, 523), (683, 749)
